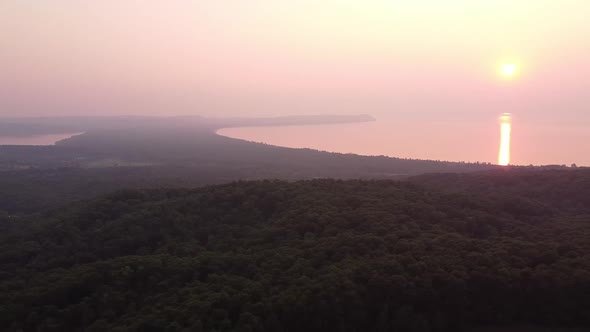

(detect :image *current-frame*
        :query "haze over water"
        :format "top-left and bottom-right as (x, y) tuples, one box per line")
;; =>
(219, 114), (590, 166)
(2, 1), (590, 165)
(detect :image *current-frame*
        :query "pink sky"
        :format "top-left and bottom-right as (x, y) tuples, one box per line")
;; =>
(1, 1), (589, 164)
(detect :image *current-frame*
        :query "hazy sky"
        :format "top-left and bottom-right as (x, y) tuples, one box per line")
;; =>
(1, 1), (589, 127)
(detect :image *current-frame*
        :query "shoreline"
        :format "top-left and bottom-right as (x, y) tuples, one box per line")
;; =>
(0, 132), (84, 146)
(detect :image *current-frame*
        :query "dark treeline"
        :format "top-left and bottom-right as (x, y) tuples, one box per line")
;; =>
(410, 169), (590, 216)
(1, 172), (590, 331)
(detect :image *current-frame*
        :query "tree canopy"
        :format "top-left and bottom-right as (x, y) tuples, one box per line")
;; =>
(1, 173), (590, 331)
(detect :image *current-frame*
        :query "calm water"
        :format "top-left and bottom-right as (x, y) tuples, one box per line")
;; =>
(0, 133), (81, 146)
(218, 118), (590, 166)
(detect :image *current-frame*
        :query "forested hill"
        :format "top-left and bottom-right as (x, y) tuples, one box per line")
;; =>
(1, 176), (590, 331)
(410, 169), (590, 213)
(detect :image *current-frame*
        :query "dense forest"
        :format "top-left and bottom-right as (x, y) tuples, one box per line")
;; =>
(1, 170), (590, 331)
(1, 117), (587, 331)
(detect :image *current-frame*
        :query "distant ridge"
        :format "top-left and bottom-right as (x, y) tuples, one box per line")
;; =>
(0, 114), (375, 136)
(215, 114), (376, 129)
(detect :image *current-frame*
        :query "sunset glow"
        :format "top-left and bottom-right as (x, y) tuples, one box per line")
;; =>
(498, 113), (512, 166)
(2, 1), (590, 165)
(502, 63), (517, 77)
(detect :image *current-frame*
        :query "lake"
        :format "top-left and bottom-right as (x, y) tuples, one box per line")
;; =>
(218, 118), (590, 166)
(0, 133), (82, 146)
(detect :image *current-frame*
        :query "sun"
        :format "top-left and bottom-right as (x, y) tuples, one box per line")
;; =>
(502, 63), (517, 77)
